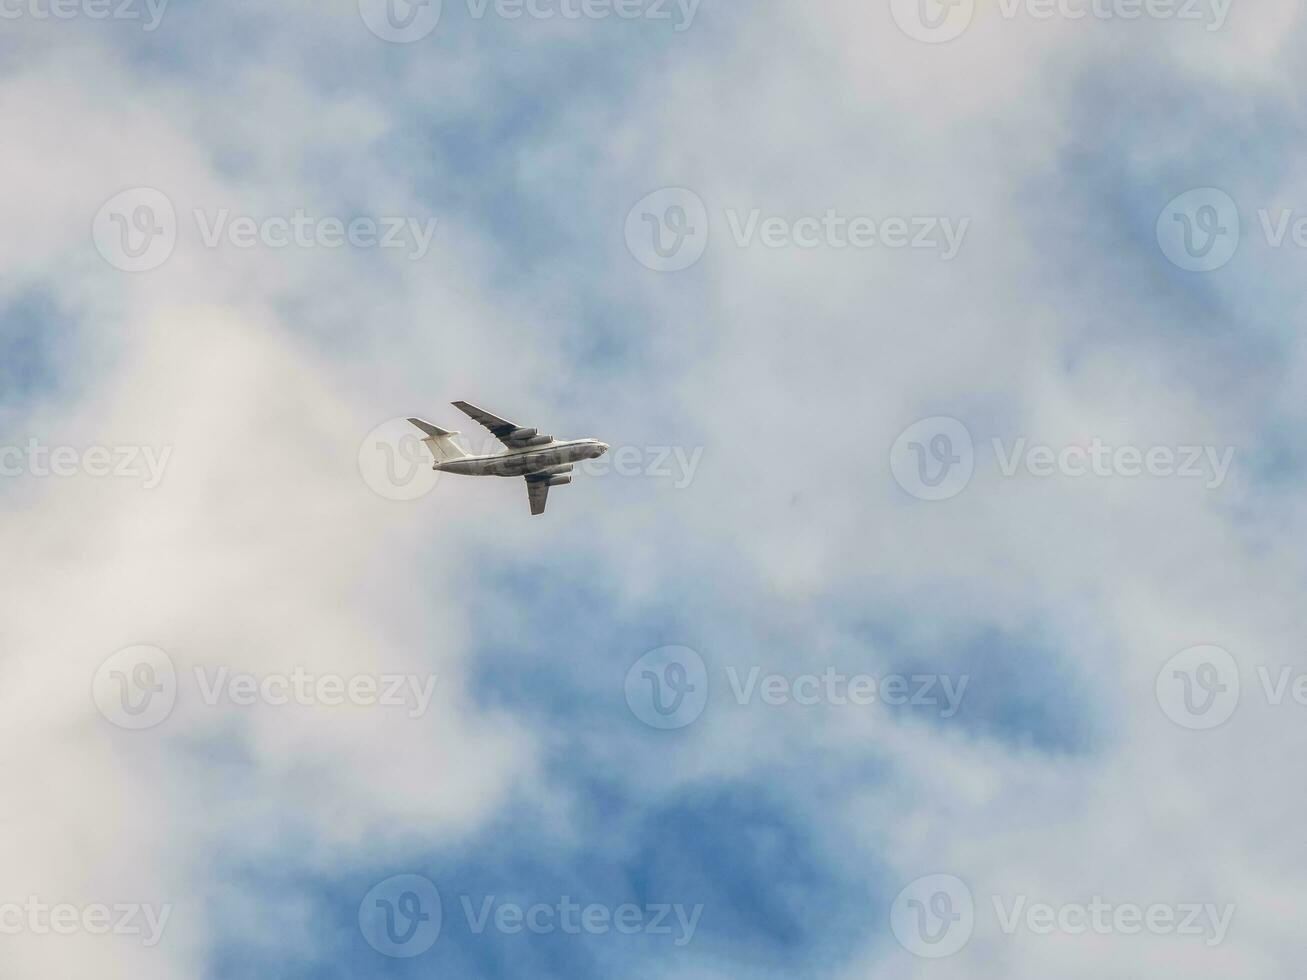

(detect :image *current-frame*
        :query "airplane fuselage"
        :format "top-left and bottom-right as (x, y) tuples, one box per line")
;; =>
(436, 439), (608, 477)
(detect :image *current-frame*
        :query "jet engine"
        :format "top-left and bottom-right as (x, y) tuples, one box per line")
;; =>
(526, 464), (573, 482)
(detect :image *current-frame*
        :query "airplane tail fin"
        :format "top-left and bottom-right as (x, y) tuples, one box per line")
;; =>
(407, 418), (468, 464)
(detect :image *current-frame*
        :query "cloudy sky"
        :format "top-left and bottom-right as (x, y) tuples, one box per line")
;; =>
(2, 0), (1305, 976)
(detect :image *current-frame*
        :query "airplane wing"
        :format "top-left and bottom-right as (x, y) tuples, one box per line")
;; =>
(452, 401), (551, 451)
(524, 464), (573, 516)
(526, 478), (550, 516)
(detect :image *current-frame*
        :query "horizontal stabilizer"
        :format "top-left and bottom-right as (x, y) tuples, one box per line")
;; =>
(407, 418), (455, 439)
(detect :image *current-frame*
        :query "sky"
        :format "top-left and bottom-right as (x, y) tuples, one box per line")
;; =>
(1, 0), (1306, 977)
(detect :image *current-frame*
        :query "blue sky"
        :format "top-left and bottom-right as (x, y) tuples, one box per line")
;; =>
(2, 1), (1306, 978)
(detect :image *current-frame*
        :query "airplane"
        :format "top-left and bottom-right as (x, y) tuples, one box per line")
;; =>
(408, 402), (609, 516)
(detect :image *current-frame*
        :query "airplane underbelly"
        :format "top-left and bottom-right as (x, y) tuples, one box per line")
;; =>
(447, 446), (585, 477)
(442, 458), (519, 477)
(507, 449), (575, 473)
(475, 457), (544, 477)
(439, 459), (480, 475)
